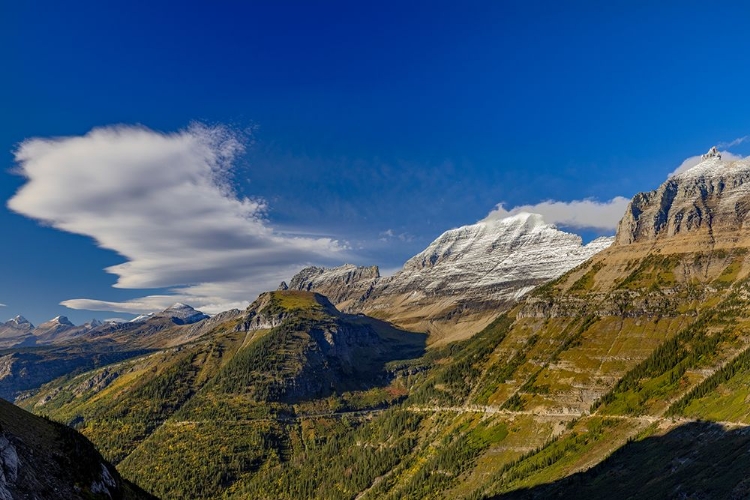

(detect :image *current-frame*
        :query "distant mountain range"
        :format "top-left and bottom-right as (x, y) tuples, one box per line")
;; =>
(0, 303), (209, 349)
(0, 303), (219, 402)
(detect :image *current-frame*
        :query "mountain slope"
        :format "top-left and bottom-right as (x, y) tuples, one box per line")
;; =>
(0, 317), (35, 349)
(22, 153), (750, 499)
(0, 397), (154, 499)
(0, 304), (219, 401)
(286, 212), (613, 343)
(228, 154), (750, 498)
(23, 291), (425, 499)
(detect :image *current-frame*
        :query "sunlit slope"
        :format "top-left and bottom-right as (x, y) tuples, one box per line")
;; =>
(24, 156), (750, 498)
(23, 291), (425, 499)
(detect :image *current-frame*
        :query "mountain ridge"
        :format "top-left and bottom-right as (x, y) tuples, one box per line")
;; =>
(284, 212), (613, 343)
(18, 151), (750, 499)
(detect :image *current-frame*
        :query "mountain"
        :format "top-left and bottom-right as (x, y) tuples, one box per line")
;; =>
(0, 316), (35, 348)
(1, 315), (98, 347)
(0, 397), (153, 499)
(279, 264), (381, 308)
(22, 291), (425, 499)
(617, 153), (750, 247)
(129, 302), (209, 325)
(33, 315), (84, 344)
(285, 212), (613, 343)
(0, 303), (215, 401)
(21, 152), (750, 499)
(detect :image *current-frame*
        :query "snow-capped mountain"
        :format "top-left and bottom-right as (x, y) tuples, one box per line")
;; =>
(284, 212), (613, 342)
(0, 316), (35, 345)
(6, 315), (33, 329)
(35, 315), (74, 333)
(129, 303), (209, 325)
(391, 212), (613, 300)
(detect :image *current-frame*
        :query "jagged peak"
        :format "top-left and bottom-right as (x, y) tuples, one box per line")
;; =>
(673, 151), (749, 180)
(286, 264), (380, 290)
(49, 316), (74, 326)
(616, 152), (750, 246)
(701, 146), (721, 160)
(9, 315), (31, 326)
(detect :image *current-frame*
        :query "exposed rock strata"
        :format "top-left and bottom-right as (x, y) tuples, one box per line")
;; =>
(616, 155), (750, 248)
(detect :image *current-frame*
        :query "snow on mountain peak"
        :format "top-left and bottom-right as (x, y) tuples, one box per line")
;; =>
(129, 303), (208, 325)
(671, 148), (749, 180)
(10, 315), (30, 326)
(50, 316), (74, 326)
(129, 313), (154, 323)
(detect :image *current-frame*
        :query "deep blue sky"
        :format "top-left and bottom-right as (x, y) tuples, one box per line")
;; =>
(2, 1), (750, 324)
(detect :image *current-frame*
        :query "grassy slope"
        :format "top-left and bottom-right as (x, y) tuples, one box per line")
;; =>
(21, 247), (750, 499)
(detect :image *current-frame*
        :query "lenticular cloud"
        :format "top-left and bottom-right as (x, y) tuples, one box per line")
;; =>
(9, 124), (345, 314)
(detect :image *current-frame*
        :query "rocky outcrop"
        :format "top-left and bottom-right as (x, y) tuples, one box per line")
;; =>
(0, 398), (154, 499)
(616, 154), (750, 247)
(233, 291), (424, 402)
(281, 264), (381, 310)
(238, 291), (339, 332)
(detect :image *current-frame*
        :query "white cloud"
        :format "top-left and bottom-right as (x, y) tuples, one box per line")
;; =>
(668, 150), (744, 177)
(717, 136), (748, 149)
(9, 124), (347, 315)
(483, 197), (631, 232)
(0, 303), (5, 307)
(379, 229), (413, 243)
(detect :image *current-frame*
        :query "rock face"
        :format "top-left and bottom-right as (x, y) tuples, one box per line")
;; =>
(0, 398), (153, 499)
(616, 154), (750, 248)
(285, 213), (613, 343)
(280, 264), (381, 310)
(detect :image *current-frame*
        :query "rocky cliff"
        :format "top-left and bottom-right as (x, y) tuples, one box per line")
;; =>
(279, 264), (380, 310)
(616, 154), (750, 248)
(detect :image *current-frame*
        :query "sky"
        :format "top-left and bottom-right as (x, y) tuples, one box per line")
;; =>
(2, 1), (750, 325)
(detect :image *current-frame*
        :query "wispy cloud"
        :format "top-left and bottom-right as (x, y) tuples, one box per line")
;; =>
(379, 229), (414, 243)
(9, 124), (348, 315)
(0, 303), (6, 308)
(717, 136), (749, 149)
(483, 197), (630, 232)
